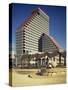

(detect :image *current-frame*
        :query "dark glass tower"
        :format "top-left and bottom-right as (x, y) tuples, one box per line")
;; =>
(38, 33), (59, 52)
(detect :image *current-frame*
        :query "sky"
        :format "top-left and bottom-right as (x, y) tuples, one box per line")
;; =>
(10, 3), (66, 52)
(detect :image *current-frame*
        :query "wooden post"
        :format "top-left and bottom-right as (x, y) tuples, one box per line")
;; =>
(53, 57), (55, 61)
(64, 57), (66, 66)
(59, 53), (61, 65)
(21, 57), (22, 69)
(28, 55), (31, 68)
(15, 56), (17, 67)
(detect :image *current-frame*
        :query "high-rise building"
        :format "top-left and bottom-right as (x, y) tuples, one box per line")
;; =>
(16, 8), (49, 55)
(16, 8), (60, 63)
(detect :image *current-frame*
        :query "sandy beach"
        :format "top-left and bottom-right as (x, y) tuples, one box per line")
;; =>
(9, 67), (66, 86)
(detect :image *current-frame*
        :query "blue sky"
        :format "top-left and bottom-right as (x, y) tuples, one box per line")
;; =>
(10, 3), (66, 52)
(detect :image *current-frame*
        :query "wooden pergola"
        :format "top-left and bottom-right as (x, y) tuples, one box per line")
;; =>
(19, 50), (66, 68)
